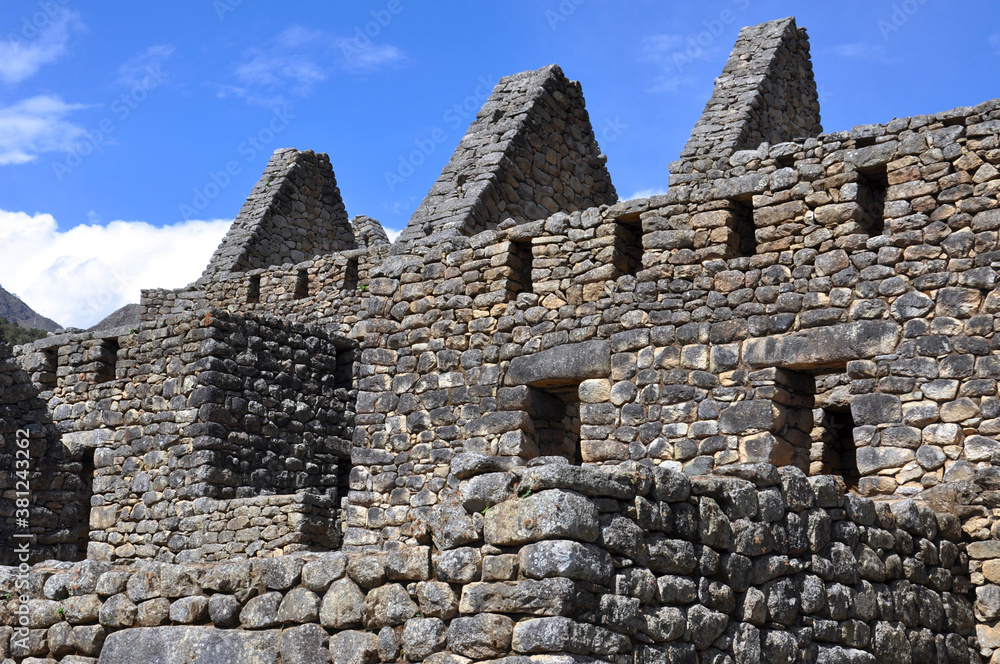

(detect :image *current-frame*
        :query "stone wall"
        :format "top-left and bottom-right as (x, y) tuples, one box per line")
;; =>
(0, 463), (978, 663)
(0, 343), (74, 564)
(673, 16), (822, 185)
(9, 310), (355, 564)
(395, 64), (617, 250)
(201, 149), (354, 279)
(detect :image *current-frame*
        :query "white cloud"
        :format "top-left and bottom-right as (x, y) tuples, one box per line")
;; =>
(0, 9), (82, 84)
(991, 34), (1000, 54)
(0, 95), (87, 165)
(0, 209), (230, 328)
(628, 188), (668, 200)
(384, 228), (401, 243)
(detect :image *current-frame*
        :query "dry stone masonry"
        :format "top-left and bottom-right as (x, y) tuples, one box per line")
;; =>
(3, 15), (1000, 664)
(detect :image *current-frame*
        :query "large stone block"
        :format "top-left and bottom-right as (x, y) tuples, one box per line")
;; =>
(484, 489), (599, 545)
(743, 320), (900, 369)
(720, 401), (785, 434)
(458, 578), (589, 616)
(97, 626), (280, 664)
(519, 540), (613, 583)
(505, 340), (611, 387)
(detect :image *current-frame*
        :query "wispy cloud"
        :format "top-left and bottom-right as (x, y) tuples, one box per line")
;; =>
(0, 95), (87, 165)
(640, 34), (685, 65)
(336, 40), (406, 74)
(219, 25), (406, 107)
(640, 33), (718, 93)
(990, 34), (1000, 54)
(0, 209), (230, 328)
(0, 9), (83, 84)
(629, 187), (668, 200)
(118, 45), (174, 87)
(829, 43), (899, 64)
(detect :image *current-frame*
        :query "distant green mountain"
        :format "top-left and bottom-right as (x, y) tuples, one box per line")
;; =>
(0, 284), (61, 334)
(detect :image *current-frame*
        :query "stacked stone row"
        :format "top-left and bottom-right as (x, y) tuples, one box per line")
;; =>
(0, 461), (976, 663)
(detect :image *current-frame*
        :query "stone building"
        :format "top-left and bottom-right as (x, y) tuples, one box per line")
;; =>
(2, 15), (1000, 664)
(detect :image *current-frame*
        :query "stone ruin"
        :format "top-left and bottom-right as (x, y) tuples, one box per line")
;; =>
(3, 15), (1000, 664)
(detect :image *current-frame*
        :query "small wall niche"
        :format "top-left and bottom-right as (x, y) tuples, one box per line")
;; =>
(343, 258), (359, 292)
(334, 346), (355, 393)
(855, 166), (887, 236)
(613, 220), (643, 277)
(294, 269), (309, 299)
(727, 197), (757, 258)
(73, 449), (95, 561)
(95, 338), (120, 383)
(508, 241), (534, 297)
(247, 275), (261, 304)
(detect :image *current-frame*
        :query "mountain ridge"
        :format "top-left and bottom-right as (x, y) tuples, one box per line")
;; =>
(0, 284), (61, 333)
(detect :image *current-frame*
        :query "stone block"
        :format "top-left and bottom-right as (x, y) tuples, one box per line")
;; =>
(484, 489), (599, 545)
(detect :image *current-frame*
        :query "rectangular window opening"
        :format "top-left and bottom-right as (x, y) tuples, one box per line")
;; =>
(527, 385), (582, 465)
(613, 220), (643, 278)
(856, 166), (887, 236)
(508, 240), (534, 297)
(247, 275), (261, 304)
(295, 269), (309, 299)
(817, 405), (860, 490)
(727, 197), (757, 258)
(74, 449), (95, 561)
(95, 338), (120, 383)
(853, 136), (878, 148)
(343, 258), (359, 292)
(334, 346), (355, 393)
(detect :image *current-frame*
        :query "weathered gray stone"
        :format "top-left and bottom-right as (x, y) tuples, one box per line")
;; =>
(743, 321), (900, 369)
(362, 583), (418, 629)
(519, 539), (613, 583)
(280, 624), (330, 664)
(484, 489), (599, 545)
(446, 614), (515, 659)
(401, 617), (448, 660)
(98, 626), (280, 664)
(328, 630), (378, 664)
(505, 340), (611, 386)
(320, 578), (365, 628)
(458, 578), (589, 616)
(240, 592), (282, 629)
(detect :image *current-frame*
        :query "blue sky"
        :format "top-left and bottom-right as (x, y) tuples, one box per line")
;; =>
(1, 0), (998, 328)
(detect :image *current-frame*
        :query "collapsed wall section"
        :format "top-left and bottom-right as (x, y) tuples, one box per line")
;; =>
(0, 463), (978, 663)
(395, 65), (617, 250)
(672, 16), (821, 185)
(201, 149), (354, 279)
